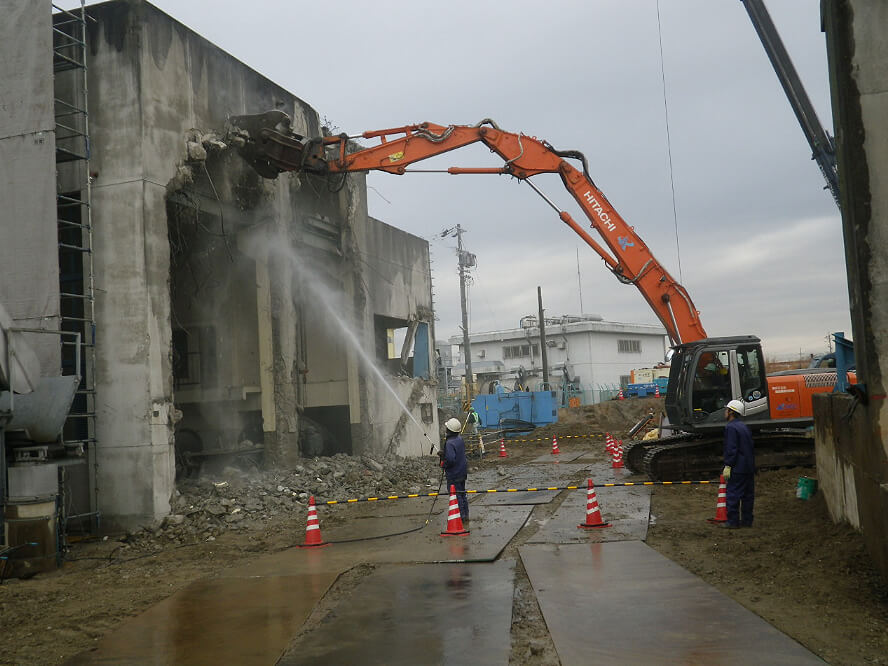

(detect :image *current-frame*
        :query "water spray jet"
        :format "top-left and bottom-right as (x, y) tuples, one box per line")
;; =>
(256, 239), (434, 457)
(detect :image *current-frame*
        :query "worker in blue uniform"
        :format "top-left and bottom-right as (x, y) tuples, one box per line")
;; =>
(722, 399), (755, 528)
(440, 418), (469, 524)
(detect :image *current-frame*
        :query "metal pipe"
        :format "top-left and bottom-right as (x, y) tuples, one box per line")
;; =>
(664, 299), (682, 346)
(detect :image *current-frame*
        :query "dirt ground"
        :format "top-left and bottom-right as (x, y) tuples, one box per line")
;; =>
(2, 398), (887, 664)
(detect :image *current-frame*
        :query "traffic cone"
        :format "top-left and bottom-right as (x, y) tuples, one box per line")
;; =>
(605, 432), (616, 454)
(297, 496), (329, 548)
(707, 476), (729, 524)
(551, 436), (560, 455)
(441, 484), (469, 536)
(578, 479), (611, 529)
(654, 385), (661, 398)
(617, 388), (625, 400)
(498, 438), (507, 458)
(611, 439), (624, 468)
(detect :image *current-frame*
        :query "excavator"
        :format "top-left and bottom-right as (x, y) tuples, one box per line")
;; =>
(226, 113), (853, 479)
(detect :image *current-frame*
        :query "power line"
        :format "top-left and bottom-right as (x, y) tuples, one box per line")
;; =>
(656, 0), (684, 284)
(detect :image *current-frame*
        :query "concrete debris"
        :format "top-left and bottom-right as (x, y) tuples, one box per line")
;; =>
(185, 141), (207, 162)
(166, 164), (194, 192)
(123, 453), (442, 550)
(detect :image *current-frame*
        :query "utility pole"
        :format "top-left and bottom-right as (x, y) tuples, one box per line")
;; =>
(576, 248), (584, 315)
(456, 224), (474, 404)
(538, 286), (549, 389)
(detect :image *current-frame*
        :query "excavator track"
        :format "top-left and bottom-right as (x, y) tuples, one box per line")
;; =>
(623, 434), (687, 473)
(627, 430), (815, 481)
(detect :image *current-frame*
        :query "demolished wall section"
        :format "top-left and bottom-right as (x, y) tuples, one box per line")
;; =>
(819, 0), (888, 579)
(52, 0), (438, 528)
(84, 0), (330, 527)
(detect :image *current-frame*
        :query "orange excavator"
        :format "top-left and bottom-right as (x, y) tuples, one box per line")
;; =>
(228, 113), (853, 479)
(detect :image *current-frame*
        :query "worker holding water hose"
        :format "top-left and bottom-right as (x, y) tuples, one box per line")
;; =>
(440, 418), (469, 524)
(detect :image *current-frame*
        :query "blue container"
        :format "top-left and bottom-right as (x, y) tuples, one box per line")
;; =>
(472, 389), (558, 430)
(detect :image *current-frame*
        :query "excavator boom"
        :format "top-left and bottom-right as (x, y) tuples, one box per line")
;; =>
(229, 115), (707, 346)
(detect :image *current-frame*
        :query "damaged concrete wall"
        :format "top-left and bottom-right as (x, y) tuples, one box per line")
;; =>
(81, 0), (336, 527)
(73, 0), (436, 528)
(817, 0), (888, 578)
(359, 217), (438, 457)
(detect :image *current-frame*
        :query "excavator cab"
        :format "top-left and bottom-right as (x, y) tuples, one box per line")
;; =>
(665, 336), (769, 431)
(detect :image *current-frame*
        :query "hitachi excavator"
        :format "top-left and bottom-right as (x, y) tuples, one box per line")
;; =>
(226, 114), (853, 479)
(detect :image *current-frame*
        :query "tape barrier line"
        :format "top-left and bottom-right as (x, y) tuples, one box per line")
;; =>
(464, 432), (609, 454)
(320, 480), (713, 505)
(466, 433), (607, 444)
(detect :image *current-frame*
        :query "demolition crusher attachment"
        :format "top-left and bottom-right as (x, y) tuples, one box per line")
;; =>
(227, 111), (333, 178)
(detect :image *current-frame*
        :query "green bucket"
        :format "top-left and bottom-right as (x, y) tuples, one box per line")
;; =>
(796, 476), (818, 500)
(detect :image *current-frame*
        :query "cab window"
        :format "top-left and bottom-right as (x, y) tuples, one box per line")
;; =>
(737, 345), (766, 402)
(691, 350), (731, 419)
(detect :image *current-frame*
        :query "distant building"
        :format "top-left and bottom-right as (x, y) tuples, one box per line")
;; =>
(448, 314), (667, 404)
(435, 341), (460, 394)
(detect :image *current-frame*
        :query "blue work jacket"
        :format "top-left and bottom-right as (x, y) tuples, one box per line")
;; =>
(723, 419), (755, 474)
(443, 432), (467, 480)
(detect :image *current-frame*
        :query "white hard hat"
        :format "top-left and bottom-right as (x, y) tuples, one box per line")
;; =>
(445, 418), (462, 433)
(726, 399), (745, 416)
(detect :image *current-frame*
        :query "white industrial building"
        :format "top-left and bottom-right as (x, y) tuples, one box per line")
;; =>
(448, 314), (668, 403)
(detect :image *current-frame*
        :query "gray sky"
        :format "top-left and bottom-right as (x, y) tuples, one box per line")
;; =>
(66, 0), (851, 359)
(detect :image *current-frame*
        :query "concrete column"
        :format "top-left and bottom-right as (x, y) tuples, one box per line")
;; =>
(817, 0), (888, 577)
(92, 180), (174, 532)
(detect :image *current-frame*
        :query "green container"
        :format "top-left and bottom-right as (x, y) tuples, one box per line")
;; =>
(796, 476), (818, 500)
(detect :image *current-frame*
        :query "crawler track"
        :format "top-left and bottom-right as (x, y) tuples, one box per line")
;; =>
(624, 431), (815, 481)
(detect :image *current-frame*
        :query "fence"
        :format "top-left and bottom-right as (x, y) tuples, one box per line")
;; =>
(438, 382), (623, 414)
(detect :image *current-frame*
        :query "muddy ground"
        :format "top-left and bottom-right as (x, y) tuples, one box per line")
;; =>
(1, 398), (887, 664)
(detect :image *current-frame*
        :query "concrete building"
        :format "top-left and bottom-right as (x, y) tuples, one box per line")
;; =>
(0, 1), (437, 532)
(448, 315), (667, 403)
(814, 0), (888, 579)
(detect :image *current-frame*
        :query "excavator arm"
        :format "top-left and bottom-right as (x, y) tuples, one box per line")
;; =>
(229, 115), (707, 345)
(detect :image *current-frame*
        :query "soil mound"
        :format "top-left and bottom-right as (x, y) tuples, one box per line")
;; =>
(546, 396), (663, 437)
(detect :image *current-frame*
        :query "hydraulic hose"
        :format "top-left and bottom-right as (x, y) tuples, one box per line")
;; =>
(324, 465), (446, 545)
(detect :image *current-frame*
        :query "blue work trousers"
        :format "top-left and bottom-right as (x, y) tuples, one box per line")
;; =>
(448, 476), (468, 520)
(726, 472), (754, 527)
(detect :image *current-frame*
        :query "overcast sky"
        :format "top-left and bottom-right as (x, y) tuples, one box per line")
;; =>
(64, 0), (851, 359)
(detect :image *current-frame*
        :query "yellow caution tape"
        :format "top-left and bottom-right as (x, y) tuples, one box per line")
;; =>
(320, 480), (712, 505)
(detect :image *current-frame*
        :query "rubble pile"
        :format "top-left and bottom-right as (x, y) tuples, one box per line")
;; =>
(124, 453), (442, 548)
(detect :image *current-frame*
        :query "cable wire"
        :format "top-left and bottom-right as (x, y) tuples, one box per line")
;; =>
(324, 466), (446, 544)
(656, 0), (684, 283)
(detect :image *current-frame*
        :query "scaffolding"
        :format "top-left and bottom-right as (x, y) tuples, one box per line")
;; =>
(52, 2), (98, 531)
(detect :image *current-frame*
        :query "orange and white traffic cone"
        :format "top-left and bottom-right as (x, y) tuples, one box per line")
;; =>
(551, 436), (560, 455)
(654, 385), (661, 398)
(611, 439), (624, 468)
(578, 479), (611, 529)
(297, 496), (329, 548)
(441, 484), (469, 536)
(707, 476), (729, 524)
(617, 388), (625, 400)
(605, 432), (616, 454)
(498, 438), (507, 458)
